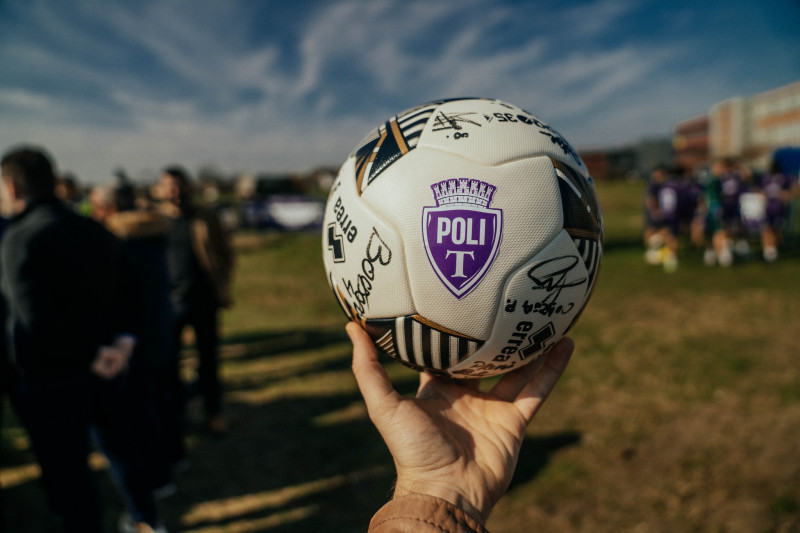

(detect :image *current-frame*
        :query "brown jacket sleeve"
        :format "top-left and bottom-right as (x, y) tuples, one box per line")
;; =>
(190, 208), (234, 307)
(369, 494), (489, 533)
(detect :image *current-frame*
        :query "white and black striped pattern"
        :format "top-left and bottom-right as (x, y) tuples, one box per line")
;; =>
(395, 103), (438, 149)
(377, 316), (480, 370)
(375, 330), (396, 358)
(573, 237), (602, 297)
(355, 99), (487, 194)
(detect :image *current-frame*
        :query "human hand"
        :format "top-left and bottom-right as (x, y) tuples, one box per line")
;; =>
(113, 334), (137, 361)
(348, 322), (573, 524)
(91, 345), (128, 380)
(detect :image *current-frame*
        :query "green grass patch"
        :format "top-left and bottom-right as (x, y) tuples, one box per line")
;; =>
(3, 179), (800, 532)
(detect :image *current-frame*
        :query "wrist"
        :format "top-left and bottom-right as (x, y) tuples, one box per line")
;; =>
(393, 477), (486, 524)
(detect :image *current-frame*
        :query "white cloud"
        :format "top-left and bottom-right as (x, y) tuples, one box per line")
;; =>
(559, 0), (637, 38)
(0, 88), (52, 111)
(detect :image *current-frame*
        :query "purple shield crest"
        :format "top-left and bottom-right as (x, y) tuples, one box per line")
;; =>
(422, 179), (503, 299)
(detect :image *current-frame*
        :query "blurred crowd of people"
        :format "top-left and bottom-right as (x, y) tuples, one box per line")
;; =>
(643, 157), (800, 272)
(0, 145), (234, 533)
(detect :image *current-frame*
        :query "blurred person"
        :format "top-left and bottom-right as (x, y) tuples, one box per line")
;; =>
(677, 166), (706, 248)
(700, 162), (722, 265)
(90, 182), (177, 532)
(92, 182), (183, 471)
(643, 165), (680, 272)
(346, 323), (574, 532)
(0, 145), (123, 533)
(734, 166), (759, 258)
(0, 213), (8, 530)
(159, 166), (234, 435)
(54, 173), (83, 211)
(719, 159), (748, 263)
(703, 159), (746, 267)
(752, 162), (798, 262)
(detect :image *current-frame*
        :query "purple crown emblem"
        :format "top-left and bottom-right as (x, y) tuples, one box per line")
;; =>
(431, 179), (496, 208)
(422, 179), (503, 299)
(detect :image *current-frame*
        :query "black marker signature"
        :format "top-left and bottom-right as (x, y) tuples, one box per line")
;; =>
(527, 255), (586, 307)
(431, 111), (483, 132)
(343, 228), (392, 315)
(539, 131), (582, 166)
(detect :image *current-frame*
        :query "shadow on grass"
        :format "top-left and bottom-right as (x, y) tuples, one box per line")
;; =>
(509, 432), (582, 490)
(221, 326), (351, 361)
(602, 236), (644, 252)
(0, 326), (583, 533)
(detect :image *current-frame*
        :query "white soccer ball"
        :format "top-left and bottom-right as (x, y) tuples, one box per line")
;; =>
(322, 97), (603, 378)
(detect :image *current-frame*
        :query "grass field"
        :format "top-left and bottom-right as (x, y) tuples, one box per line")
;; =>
(2, 180), (799, 532)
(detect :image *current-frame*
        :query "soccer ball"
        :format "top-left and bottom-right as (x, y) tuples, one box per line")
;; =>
(322, 97), (603, 378)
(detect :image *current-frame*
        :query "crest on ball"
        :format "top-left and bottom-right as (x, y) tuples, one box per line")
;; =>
(422, 179), (503, 299)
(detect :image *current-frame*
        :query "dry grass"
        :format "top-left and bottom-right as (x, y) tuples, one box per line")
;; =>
(2, 181), (799, 532)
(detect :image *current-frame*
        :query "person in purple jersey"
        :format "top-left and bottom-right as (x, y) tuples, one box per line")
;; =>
(675, 167), (705, 248)
(755, 162), (799, 262)
(718, 161), (747, 239)
(704, 159), (749, 267)
(643, 166), (681, 271)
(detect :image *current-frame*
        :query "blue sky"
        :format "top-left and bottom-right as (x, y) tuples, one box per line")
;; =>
(1, 0), (799, 183)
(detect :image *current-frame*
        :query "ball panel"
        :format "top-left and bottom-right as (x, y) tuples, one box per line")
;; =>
(353, 100), (446, 194)
(322, 157), (416, 321)
(553, 157), (604, 310)
(362, 152), (564, 340)
(447, 229), (590, 378)
(568, 235), (602, 309)
(364, 314), (483, 374)
(553, 158), (603, 240)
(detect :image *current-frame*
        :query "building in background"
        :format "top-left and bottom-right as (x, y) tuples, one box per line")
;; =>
(580, 137), (672, 180)
(708, 80), (800, 171)
(673, 115), (710, 172)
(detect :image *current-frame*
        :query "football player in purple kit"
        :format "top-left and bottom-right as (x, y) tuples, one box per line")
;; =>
(754, 161), (799, 262)
(643, 165), (681, 271)
(676, 165), (705, 249)
(703, 159), (748, 267)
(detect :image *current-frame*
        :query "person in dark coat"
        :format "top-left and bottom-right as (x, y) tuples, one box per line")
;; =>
(90, 182), (177, 532)
(0, 214), (9, 530)
(159, 166), (234, 435)
(0, 146), (123, 533)
(91, 181), (184, 484)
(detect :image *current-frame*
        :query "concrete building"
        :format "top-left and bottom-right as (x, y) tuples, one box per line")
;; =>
(673, 115), (710, 172)
(708, 79), (800, 170)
